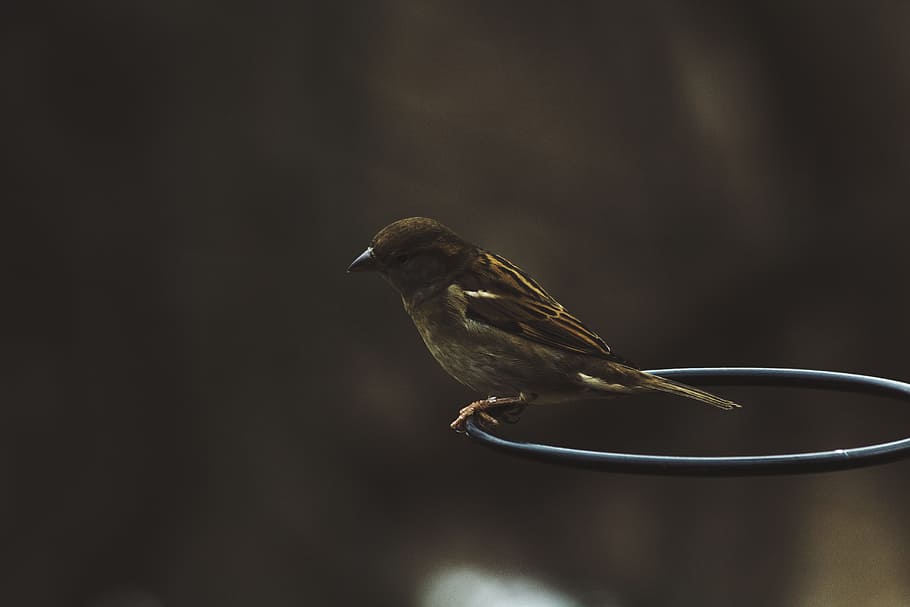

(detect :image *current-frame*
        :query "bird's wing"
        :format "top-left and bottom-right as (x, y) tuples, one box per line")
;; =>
(458, 252), (633, 364)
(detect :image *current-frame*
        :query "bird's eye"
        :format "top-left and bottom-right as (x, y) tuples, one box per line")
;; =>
(395, 253), (410, 264)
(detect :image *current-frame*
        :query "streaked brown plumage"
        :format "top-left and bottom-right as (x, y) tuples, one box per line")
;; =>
(348, 217), (740, 431)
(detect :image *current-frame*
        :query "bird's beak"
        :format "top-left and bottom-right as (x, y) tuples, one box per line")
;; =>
(347, 246), (377, 272)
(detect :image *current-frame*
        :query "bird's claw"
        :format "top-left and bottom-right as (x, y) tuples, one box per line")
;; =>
(450, 397), (516, 433)
(450, 399), (492, 433)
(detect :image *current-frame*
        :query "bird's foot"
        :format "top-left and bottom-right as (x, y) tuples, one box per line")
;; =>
(450, 396), (521, 433)
(450, 400), (493, 433)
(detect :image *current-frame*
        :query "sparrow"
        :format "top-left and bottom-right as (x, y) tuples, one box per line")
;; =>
(348, 217), (740, 432)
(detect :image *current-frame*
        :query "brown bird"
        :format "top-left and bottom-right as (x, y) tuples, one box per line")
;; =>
(348, 217), (740, 431)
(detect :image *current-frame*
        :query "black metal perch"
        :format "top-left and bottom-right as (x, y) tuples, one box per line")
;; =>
(464, 367), (910, 476)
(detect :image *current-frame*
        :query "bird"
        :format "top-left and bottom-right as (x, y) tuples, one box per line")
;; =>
(348, 217), (741, 432)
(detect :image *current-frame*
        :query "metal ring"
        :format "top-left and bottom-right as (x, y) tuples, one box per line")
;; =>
(464, 367), (910, 476)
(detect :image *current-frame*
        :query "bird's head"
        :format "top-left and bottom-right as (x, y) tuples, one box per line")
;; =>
(348, 217), (475, 300)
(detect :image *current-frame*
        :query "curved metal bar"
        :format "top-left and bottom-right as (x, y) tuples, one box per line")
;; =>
(464, 367), (910, 476)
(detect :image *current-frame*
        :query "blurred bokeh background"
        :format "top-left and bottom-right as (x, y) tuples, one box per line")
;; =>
(5, 2), (910, 606)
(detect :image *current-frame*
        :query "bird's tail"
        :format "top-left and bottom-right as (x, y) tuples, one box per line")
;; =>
(640, 373), (741, 411)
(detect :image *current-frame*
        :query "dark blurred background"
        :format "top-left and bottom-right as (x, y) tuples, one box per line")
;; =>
(4, 2), (910, 606)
